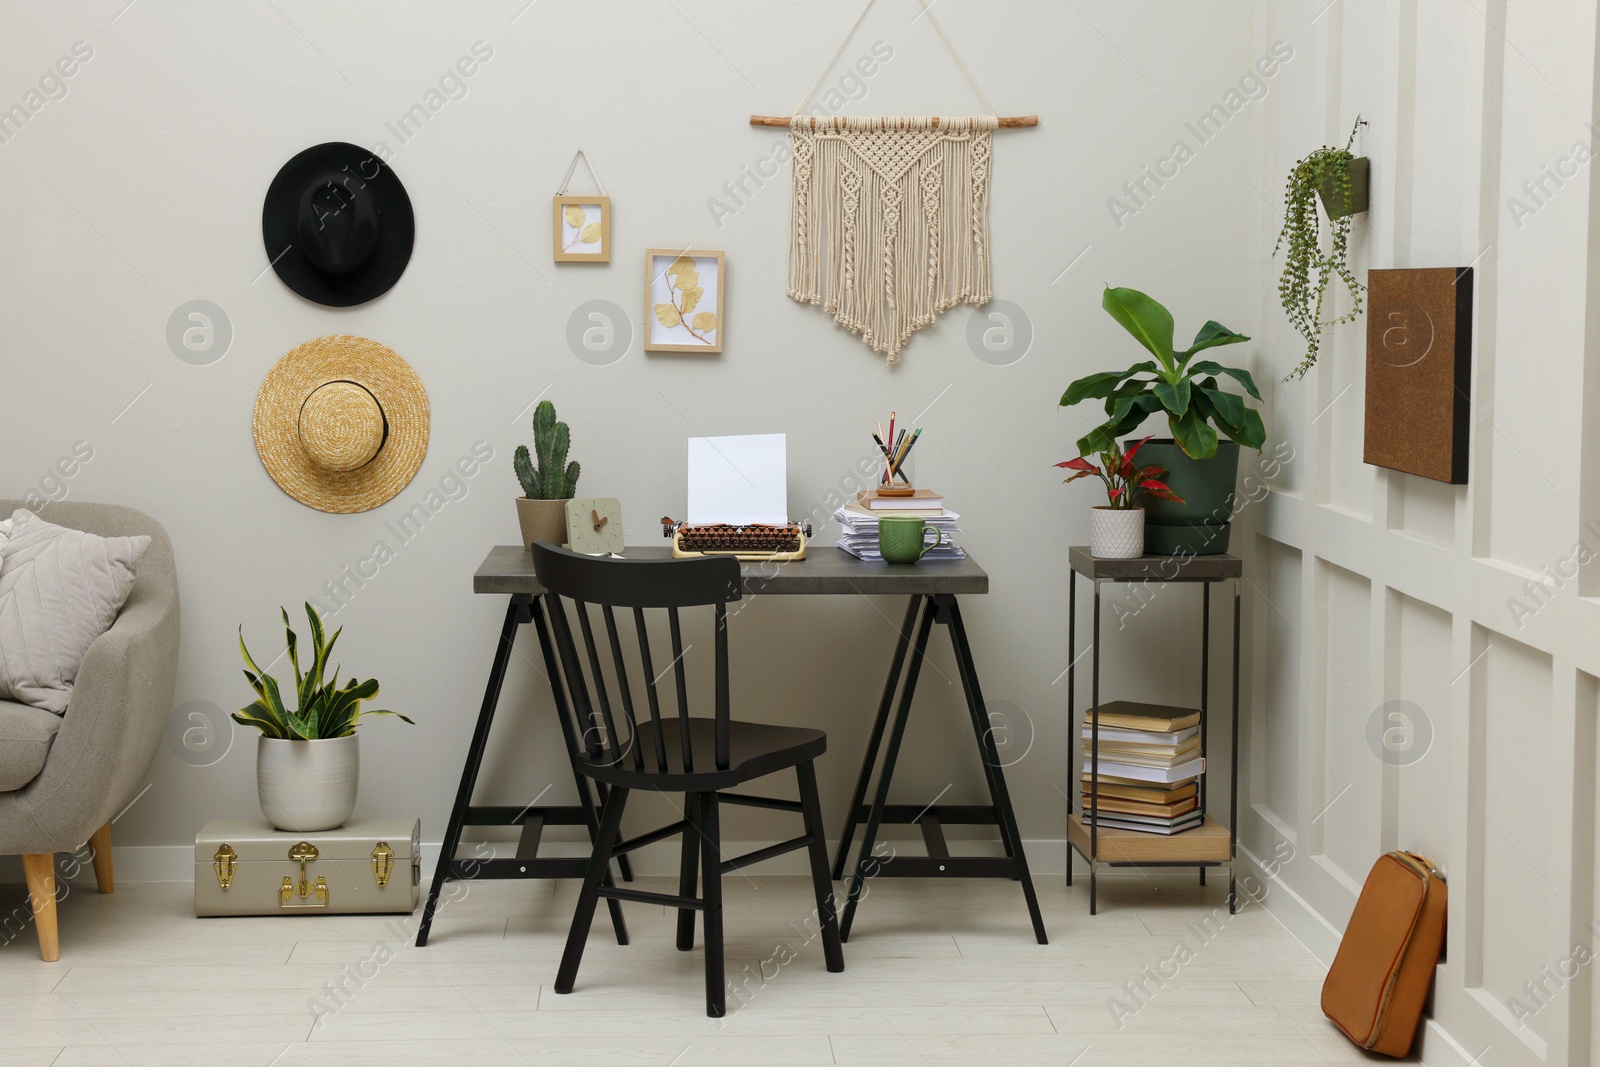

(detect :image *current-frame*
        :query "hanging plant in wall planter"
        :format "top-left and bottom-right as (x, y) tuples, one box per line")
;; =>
(235, 605), (414, 832)
(1059, 286), (1264, 556)
(1056, 436), (1184, 560)
(513, 399), (581, 549)
(1275, 116), (1370, 381)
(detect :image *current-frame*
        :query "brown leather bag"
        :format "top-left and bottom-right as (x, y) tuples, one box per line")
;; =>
(1322, 851), (1447, 1057)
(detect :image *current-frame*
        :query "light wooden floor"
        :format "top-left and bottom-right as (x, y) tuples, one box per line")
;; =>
(0, 872), (1391, 1066)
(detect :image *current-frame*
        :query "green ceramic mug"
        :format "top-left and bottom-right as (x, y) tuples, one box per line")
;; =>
(878, 515), (943, 564)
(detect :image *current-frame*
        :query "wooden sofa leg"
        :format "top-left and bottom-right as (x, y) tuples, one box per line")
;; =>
(89, 822), (114, 894)
(21, 854), (59, 962)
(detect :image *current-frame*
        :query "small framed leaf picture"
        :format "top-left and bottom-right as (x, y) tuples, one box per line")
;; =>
(553, 195), (610, 262)
(644, 248), (724, 353)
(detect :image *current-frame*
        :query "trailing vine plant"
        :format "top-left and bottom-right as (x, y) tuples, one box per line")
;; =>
(1274, 116), (1368, 381)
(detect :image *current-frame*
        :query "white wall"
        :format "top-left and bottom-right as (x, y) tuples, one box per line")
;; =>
(1241, 1), (1600, 1064)
(1, 0), (1264, 879)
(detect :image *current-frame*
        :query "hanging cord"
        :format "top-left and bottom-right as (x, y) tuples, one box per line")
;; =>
(916, 0), (996, 117)
(792, 0), (998, 120)
(794, 0), (876, 115)
(556, 150), (607, 196)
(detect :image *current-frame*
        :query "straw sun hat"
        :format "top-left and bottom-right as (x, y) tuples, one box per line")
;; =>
(252, 335), (429, 514)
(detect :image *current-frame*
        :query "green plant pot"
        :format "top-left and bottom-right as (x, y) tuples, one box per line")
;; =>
(1318, 156), (1369, 219)
(1144, 521), (1231, 557)
(1126, 439), (1240, 555)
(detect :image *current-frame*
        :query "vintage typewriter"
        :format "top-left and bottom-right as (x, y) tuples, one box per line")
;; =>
(662, 517), (812, 561)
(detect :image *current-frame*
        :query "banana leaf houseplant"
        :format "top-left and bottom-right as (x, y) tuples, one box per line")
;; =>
(1056, 437), (1183, 560)
(1060, 286), (1265, 556)
(514, 399), (581, 549)
(235, 604), (413, 832)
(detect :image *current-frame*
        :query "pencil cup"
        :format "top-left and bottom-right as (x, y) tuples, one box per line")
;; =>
(879, 516), (942, 564)
(879, 454), (914, 493)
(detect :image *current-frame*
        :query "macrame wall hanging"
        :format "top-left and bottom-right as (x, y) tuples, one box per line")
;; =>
(752, 0), (1037, 364)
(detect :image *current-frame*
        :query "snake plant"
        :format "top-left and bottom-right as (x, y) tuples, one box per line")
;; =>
(233, 604), (413, 740)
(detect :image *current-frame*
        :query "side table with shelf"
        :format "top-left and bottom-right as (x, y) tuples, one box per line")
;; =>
(1065, 547), (1242, 914)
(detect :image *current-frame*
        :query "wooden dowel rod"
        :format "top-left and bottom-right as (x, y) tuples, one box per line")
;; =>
(749, 114), (1038, 129)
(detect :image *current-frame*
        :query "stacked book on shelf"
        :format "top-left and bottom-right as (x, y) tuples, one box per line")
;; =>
(1081, 700), (1204, 835)
(834, 489), (966, 562)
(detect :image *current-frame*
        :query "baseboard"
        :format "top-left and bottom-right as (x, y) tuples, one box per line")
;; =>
(1234, 839), (1343, 963)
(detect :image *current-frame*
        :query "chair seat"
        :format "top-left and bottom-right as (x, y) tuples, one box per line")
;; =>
(577, 717), (827, 790)
(0, 700), (62, 792)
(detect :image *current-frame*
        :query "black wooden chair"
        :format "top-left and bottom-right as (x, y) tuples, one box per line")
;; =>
(531, 543), (845, 1017)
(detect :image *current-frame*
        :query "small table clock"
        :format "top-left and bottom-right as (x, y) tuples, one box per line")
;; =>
(565, 497), (625, 555)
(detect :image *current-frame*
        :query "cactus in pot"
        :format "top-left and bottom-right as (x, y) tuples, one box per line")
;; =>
(513, 400), (581, 548)
(515, 400), (581, 500)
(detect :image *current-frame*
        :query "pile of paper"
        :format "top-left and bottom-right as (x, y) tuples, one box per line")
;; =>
(832, 504), (966, 562)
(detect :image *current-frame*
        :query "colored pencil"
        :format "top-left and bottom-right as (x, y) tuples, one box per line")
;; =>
(871, 433), (901, 483)
(891, 427), (922, 478)
(871, 432), (912, 484)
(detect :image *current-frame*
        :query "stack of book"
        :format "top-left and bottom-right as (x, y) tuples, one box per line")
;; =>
(834, 489), (966, 562)
(1081, 700), (1205, 835)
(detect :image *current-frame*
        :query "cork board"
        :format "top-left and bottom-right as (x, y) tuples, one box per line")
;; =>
(1363, 267), (1473, 483)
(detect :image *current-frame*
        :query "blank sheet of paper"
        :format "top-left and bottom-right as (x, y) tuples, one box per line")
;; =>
(687, 434), (788, 525)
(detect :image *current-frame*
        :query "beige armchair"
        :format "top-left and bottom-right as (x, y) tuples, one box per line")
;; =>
(0, 501), (179, 961)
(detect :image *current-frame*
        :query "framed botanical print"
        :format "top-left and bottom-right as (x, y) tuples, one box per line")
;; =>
(644, 248), (724, 353)
(553, 195), (611, 263)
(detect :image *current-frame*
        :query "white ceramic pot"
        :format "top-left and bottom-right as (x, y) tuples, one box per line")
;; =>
(257, 735), (359, 832)
(1090, 506), (1145, 559)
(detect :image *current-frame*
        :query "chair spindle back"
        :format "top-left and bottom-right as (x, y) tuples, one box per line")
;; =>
(532, 543), (741, 775)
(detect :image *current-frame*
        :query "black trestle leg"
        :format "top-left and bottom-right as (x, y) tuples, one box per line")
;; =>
(947, 598), (1048, 945)
(797, 761), (845, 972)
(700, 793), (726, 1018)
(841, 598), (936, 942)
(677, 791), (699, 951)
(554, 787), (629, 995)
(832, 595), (921, 881)
(417, 599), (519, 948)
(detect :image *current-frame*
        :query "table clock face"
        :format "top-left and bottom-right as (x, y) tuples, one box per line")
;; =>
(565, 497), (624, 555)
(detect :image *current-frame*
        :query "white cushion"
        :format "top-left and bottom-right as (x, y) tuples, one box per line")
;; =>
(0, 509), (150, 714)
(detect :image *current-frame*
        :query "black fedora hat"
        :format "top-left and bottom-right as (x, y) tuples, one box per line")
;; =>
(262, 142), (414, 307)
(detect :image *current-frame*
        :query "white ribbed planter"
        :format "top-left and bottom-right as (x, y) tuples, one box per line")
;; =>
(1090, 506), (1145, 559)
(257, 735), (359, 832)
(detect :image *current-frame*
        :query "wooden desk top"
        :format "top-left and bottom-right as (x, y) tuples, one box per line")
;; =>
(474, 545), (989, 597)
